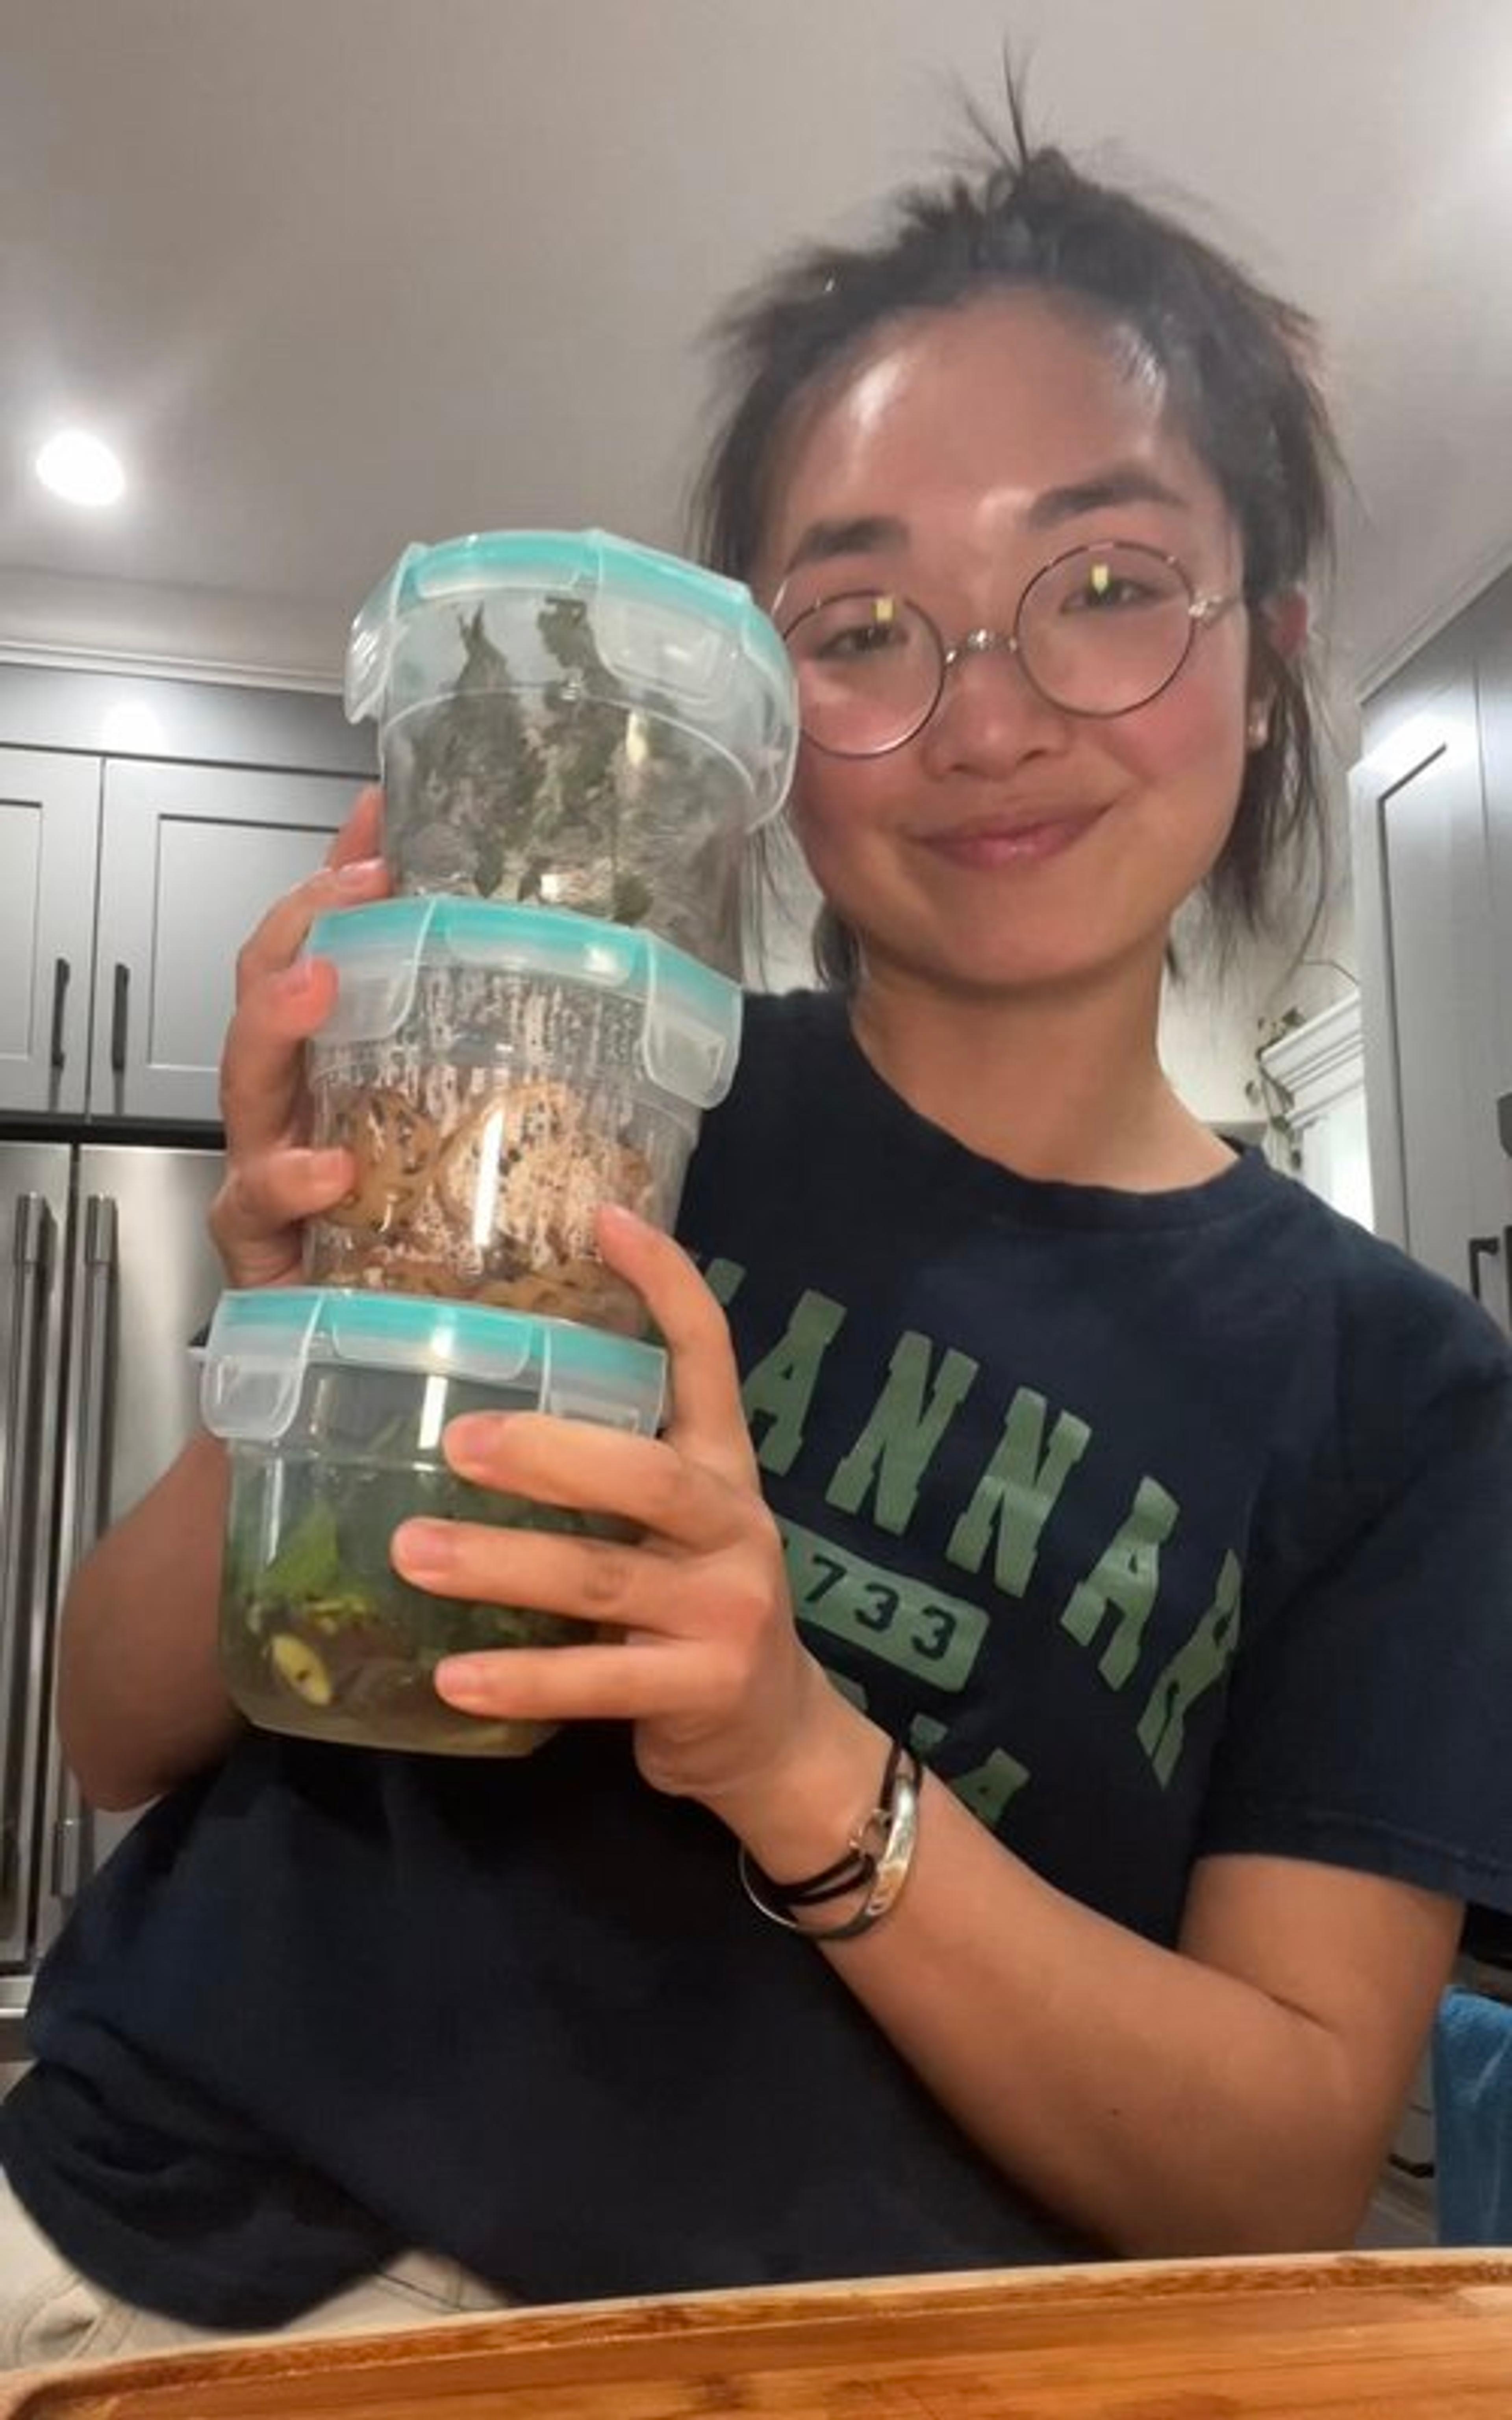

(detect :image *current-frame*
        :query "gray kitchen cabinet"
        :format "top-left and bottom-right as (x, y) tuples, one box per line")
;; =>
(0, 750), (101, 1117)
(1476, 617), (1512, 1092)
(91, 759), (355, 1122)
(0, 665), (371, 1130)
(1373, 689), (1504, 1303)
(1354, 579), (1512, 1332)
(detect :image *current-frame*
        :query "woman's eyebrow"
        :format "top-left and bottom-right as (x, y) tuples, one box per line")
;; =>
(783, 514), (910, 573)
(782, 471), (1188, 575)
(1025, 465), (1190, 529)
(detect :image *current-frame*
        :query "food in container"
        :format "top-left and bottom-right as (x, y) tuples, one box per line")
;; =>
(303, 898), (742, 1336)
(201, 1288), (666, 1757)
(343, 528), (798, 974)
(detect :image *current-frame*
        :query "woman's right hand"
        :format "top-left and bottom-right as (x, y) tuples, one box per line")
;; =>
(209, 785), (390, 1290)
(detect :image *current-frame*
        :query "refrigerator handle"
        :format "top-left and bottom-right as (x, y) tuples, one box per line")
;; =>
(50, 1193), (119, 1907)
(0, 1195), (52, 1904)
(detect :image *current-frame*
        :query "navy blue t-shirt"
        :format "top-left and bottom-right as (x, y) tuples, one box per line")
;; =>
(6, 988), (1512, 2326)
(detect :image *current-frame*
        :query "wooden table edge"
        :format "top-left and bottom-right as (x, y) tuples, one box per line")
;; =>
(6, 2246), (1512, 2417)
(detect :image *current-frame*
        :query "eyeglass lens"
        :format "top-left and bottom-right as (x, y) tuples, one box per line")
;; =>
(784, 544), (1199, 752)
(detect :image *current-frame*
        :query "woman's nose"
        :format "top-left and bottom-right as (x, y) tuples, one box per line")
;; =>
(920, 633), (1073, 774)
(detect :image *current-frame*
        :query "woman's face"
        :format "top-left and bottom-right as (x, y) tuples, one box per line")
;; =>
(757, 293), (1260, 999)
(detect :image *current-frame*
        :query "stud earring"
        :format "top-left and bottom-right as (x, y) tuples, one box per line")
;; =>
(1247, 706), (1271, 750)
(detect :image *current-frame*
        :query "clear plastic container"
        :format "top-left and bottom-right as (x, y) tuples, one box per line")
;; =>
(303, 897), (741, 1336)
(201, 1288), (666, 1757)
(343, 528), (798, 975)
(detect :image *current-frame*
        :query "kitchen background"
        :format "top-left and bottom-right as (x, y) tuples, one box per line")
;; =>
(1, 0), (1510, 2241)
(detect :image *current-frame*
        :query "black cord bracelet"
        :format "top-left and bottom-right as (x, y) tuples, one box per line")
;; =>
(739, 1739), (905, 1913)
(739, 1739), (921, 1941)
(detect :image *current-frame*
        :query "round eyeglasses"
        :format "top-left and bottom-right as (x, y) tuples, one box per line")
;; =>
(777, 542), (1244, 757)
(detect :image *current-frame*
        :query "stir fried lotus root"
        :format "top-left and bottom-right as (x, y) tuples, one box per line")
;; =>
(320, 1089), (437, 1231)
(311, 1069), (655, 1333)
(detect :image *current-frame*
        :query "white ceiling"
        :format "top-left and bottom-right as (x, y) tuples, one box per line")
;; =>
(3, 0), (1512, 697)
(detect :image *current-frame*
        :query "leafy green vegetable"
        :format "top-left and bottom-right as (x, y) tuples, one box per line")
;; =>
(256, 1497), (342, 1606)
(382, 594), (747, 971)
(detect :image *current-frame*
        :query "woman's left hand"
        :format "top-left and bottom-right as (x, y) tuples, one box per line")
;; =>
(391, 1203), (835, 1814)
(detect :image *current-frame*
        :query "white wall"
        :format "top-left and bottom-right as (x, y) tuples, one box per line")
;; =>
(0, 568), (344, 692)
(1159, 732), (1359, 1129)
(1158, 915), (1355, 1131)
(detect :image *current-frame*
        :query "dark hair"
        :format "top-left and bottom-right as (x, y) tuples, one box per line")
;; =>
(691, 89), (1338, 989)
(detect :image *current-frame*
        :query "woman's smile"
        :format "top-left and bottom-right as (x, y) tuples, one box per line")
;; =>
(913, 799), (1114, 871)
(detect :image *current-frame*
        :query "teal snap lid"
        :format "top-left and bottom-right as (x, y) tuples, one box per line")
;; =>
(343, 527), (797, 826)
(200, 1287), (667, 1448)
(307, 897), (743, 1110)
(348, 527), (790, 712)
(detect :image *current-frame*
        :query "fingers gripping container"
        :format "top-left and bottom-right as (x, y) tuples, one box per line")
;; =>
(344, 528), (799, 976)
(202, 1288), (666, 1757)
(303, 898), (742, 1338)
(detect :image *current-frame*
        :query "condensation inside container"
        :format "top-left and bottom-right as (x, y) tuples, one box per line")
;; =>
(410, 961), (649, 1073)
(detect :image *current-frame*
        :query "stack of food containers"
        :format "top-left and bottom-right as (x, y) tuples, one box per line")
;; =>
(201, 531), (797, 1754)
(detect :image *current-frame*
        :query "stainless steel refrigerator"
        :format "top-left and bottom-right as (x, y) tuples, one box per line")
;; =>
(0, 1140), (223, 2053)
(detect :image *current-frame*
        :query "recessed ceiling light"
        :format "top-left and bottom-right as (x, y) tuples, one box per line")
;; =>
(35, 429), (126, 508)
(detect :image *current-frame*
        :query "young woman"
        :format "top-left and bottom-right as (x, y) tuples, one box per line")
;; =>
(4, 121), (1512, 2367)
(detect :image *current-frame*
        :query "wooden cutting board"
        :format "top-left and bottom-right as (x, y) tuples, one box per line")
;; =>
(6, 2251), (1512, 2419)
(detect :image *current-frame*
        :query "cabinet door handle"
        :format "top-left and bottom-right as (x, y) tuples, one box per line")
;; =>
(109, 963), (130, 1076)
(1468, 1235), (1501, 1303)
(48, 958), (70, 1071)
(1498, 1094), (1512, 1159)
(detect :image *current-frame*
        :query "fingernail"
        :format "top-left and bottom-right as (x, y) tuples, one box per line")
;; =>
(434, 1657), (490, 1706)
(394, 1520), (454, 1574)
(278, 958), (320, 997)
(335, 856), (386, 889)
(445, 1414), (507, 1471)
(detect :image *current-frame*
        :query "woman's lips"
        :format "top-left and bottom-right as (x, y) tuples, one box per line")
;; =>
(920, 807), (1109, 869)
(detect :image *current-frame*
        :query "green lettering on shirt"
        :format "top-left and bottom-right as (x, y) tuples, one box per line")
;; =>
(946, 1387), (1092, 1596)
(780, 1518), (986, 1693)
(702, 1256), (746, 1308)
(1137, 1550), (1243, 1788)
(826, 1331), (978, 1535)
(741, 1290), (847, 1476)
(947, 1748), (1032, 1829)
(910, 1714), (1031, 1829)
(1059, 1476), (1179, 1689)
